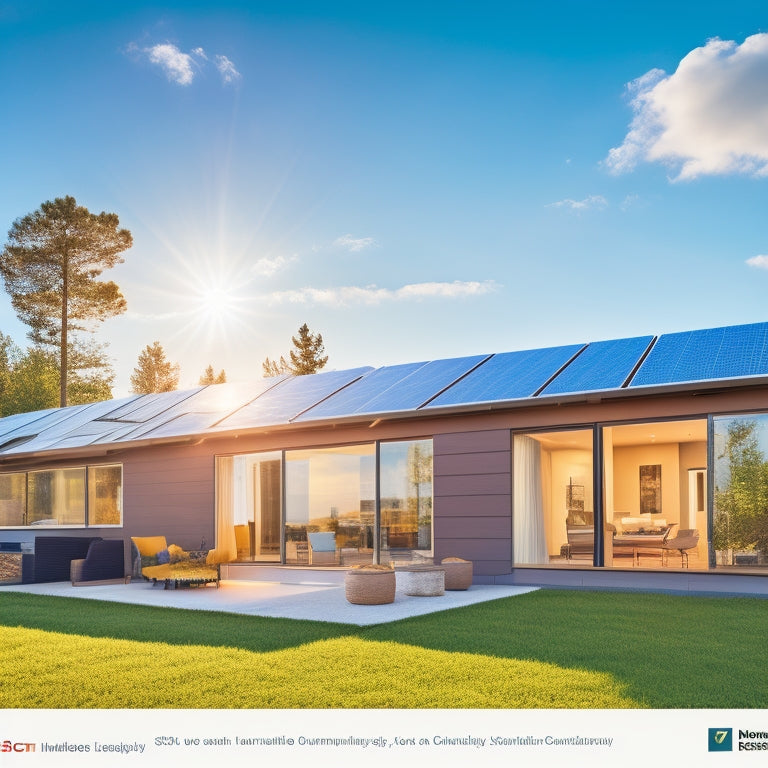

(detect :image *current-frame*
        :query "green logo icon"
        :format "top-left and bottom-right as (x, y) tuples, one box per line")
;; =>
(708, 728), (732, 751)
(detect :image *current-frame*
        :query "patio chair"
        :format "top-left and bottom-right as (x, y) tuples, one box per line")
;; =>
(662, 529), (700, 567)
(307, 532), (337, 565)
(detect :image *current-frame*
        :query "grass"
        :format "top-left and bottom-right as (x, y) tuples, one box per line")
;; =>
(1, 589), (767, 708)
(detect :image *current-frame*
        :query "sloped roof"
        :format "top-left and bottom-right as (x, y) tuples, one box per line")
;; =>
(2, 320), (768, 463)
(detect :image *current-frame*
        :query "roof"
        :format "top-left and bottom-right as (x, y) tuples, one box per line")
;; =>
(2, 320), (768, 463)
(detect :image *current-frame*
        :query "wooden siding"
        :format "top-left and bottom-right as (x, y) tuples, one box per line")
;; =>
(433, 430), (512, 576)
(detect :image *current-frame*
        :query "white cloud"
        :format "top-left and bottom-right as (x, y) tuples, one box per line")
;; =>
(136, 42), (240, 87)
(606, 34), (768, 179)
(547, 195), (608, 210)
(746, 255), (768, 270)
(252, 254), (298, 277)
(333, 234), (377, 252)
(265, 280), (500, 306)
(215, 54), (241, 84)
(147, 43), (196, 86)
(620, 194), (641, 211)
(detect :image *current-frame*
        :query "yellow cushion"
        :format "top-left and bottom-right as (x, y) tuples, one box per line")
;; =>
(131, 536), (168, 557)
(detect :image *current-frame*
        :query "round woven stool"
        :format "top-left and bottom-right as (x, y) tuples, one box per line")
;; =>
(441, 557), (473, 590)
(344, 567), (396, 604)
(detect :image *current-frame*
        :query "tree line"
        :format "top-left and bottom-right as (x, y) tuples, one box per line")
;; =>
(0, 196), (328, 418)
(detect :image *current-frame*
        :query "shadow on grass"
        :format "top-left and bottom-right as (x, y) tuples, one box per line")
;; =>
(0, 591), (355, 652)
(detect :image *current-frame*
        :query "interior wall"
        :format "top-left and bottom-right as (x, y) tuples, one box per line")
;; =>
(547, 449), (592, 555)
(612, 444), (680, 525)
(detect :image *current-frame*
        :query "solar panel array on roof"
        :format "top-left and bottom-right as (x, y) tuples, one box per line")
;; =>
(630, 322), (768, 387)
(540, 335), (655, 396)
(2, 321), (768, 460)
(217, 367), (373, 430)
(426, 344), (584, 408)
(297, 356), (489, 421)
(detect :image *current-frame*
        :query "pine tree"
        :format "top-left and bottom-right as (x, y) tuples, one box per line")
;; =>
(262, 323), (328, 377)
(130, 341), (180, 394)
(199, 364), (227, 385)
(262, 355), (290, 377)
(0, 196), (131, 406)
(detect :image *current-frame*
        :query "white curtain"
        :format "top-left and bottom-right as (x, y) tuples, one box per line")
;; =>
(513, 435), (549, 564)
(207, 456), (238, 564)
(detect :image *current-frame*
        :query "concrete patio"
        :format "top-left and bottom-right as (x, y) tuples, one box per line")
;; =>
(1, 576), (539, 626)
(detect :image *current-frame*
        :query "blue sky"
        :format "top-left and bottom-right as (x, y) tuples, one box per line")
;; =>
(1, 1), (768, 395)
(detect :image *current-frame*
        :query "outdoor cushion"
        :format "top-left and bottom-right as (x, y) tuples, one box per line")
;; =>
(130, 536), (168, 557)
(307, 532), (335, 552)
(71, 539), (126, 584)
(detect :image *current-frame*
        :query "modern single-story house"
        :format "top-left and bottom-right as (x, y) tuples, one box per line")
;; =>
(2, 320), (768, 593)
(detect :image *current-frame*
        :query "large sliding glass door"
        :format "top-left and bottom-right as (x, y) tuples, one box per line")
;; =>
(215, 439), (433, 566)
(284, 445), (376, 566)
(379, 439), (433, 563)
(602, 419), (708, 569)
(512, 429), (594, 566)
(227, 451), (282, 562)
(712, 413), (768, 569)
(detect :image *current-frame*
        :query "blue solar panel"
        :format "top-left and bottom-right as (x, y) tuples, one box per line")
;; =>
(630, 322), (768, 387)
(216, 367), (373, 429)
(540, 336), (654, 396)
(296, 361), (430, 421)
(327, 355), (490, 415)
(425, 344), (585, 407)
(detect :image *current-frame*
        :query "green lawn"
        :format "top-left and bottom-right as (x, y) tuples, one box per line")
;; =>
(1, 589), (766, 708)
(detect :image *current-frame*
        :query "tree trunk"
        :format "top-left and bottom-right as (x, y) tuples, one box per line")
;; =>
(60, 249), (68, 407)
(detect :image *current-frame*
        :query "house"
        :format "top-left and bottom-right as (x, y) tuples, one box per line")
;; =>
(2, 320), (768, 592)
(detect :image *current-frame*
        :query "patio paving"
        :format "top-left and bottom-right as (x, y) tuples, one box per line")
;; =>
(1, 578), (539, 626)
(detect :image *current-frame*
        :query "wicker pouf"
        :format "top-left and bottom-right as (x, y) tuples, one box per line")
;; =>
(345, 567), (396, 605)
(441, 557), (473, 590)
(397, 565), (445, 596)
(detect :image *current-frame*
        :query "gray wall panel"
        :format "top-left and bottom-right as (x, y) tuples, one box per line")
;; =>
(434, 473), (511, 496)
(434, 430), (511, 455)
(435, 451), (511, 476)
(434, 429), (512, 576)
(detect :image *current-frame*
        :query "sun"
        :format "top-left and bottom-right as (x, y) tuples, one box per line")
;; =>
(199, 285), (237, 320)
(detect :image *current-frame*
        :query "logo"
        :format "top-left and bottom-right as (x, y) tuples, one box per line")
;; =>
(708, 728), (733, 752)
(1, 741), (36, 753)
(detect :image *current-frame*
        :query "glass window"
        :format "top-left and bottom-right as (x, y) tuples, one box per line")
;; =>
(285, 445), (375, 566)
(88, 465), (123, 526)
(713, 414), (768, 569)
(603, 420), (707, 569)
(513, 430), (594, 566)
(379, 439), (433, 563)
(27, 468), (86, 526)
(0, 473), (26, 527)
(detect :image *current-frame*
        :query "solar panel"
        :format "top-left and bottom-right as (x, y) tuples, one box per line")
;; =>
(217, 367), (373, 429)
(100, 389), (202, 423)
(297, 356), (489, 420)
(111, 379), (288, 442)
(630, 322), (768, 387)
(0, 398), (137, 455)
(425, 344), (585, 408)
(540, 335), (654, 396)
(296, 361), (430, 421)
(0, 408), (58, 442)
